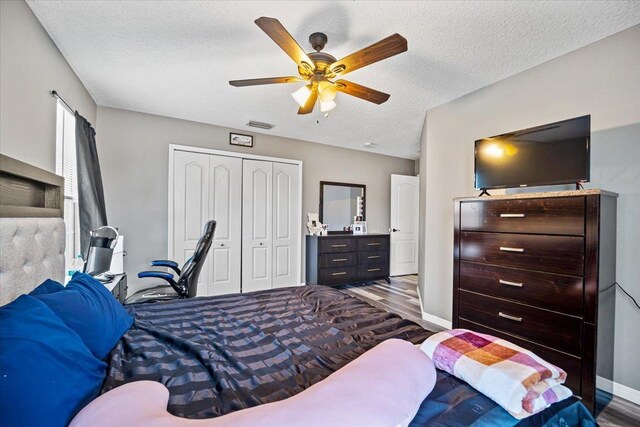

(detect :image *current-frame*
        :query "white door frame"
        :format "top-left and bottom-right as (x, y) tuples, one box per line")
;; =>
(168, 144), (303, 284)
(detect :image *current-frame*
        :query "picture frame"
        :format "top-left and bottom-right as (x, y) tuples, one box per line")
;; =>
(229, 132), (253, 147)
(353, 221), (367, 235)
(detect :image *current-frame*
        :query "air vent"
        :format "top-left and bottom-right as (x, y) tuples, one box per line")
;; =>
(247, 120), (275, 130)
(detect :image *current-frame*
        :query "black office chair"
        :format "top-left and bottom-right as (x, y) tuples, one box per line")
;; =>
(125, 220), (216, 304)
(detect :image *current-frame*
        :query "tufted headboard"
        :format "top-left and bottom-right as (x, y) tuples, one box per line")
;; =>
(0, 154), (65, 306)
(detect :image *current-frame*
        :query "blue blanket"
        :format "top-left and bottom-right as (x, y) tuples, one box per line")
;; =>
(410, 370), (597, 426)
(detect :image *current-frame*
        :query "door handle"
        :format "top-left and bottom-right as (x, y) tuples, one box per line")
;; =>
(220, 243), (225, 247)
(259, 242), (264, 246)
(392, 228), (400, 232)
(500, 213), (525, 218)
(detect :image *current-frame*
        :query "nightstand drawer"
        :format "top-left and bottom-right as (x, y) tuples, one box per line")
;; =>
(319, 238), (356, 254)
(459, 231), (584, 276)
(459, 262), (583, 316)
(459, 290), (582, 356)
(460, 197), (585, 236)
(319, 252), (356, 268)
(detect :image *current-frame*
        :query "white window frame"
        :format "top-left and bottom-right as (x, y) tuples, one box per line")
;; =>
(55, 100), (81, 274)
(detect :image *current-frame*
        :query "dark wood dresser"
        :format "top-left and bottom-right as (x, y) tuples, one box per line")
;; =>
(306, 234), (390, 286)
(453, 190), (617, 414)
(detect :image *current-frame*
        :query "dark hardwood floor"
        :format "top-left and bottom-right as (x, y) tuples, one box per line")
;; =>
(338, 275), (640, 427)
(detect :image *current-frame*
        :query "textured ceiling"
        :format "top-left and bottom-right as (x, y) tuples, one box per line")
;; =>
(27, 1), (640, 159)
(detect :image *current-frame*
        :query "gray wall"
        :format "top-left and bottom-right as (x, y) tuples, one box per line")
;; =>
(0, 0), (96, 172)
(419, 24), (640, 390)
(95, 106), (415, 293)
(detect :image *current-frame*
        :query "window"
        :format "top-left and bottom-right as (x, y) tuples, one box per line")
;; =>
(56, 101), (80, 274)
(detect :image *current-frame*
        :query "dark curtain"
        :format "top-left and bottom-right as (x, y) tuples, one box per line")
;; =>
(75, 112), (108, 257)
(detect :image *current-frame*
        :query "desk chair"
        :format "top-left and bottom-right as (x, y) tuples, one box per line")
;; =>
(125, 220), (216, 304)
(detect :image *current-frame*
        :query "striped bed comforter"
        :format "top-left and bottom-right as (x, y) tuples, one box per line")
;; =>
(102, 285), (432, 419)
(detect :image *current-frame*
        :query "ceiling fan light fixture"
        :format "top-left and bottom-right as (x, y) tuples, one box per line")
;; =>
(292, 85), (312, 107)
(320, 100), (337, 113)
(318, 81), (338, 103)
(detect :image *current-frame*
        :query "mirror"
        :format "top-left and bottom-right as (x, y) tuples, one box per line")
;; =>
(319, 181), (366, 233)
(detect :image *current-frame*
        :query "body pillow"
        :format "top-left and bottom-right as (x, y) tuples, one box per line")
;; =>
(420, 329), (572, 419)
(71, 338), (437, 427)
(0, 295), (107, 427)
(35, 272), (133, 359)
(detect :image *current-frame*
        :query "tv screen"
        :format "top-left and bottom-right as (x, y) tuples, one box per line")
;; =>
(474, 115), (590, 190)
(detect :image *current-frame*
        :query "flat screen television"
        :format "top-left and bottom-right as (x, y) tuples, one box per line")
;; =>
(474, 115), (590, 190)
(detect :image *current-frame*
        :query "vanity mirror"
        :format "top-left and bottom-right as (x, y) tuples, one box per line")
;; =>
(319, 181), (366, 234)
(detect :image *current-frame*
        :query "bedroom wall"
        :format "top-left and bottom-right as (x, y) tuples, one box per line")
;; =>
(95, 106), (415, 293)
(418, 24), (640, 392)
(0, 0), (96, 172)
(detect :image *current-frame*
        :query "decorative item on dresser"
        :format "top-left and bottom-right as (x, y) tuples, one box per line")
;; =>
(306, 234), (390, 286)
(452, 189), (617, 415)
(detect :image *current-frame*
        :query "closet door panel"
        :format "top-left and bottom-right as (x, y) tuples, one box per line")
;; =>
(207, 155), (242, 296)
(272, 162), (300, 288)
(172, 151), (210, 293)
(242, 160), (273, 292)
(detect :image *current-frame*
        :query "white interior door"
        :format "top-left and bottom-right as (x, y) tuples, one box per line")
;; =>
(207, 155), (242, 296)
(172, 151), (210, 292)
(242, 159), (273, 292)
(390, 174), (419, 276)
(272, 162), (300, 288)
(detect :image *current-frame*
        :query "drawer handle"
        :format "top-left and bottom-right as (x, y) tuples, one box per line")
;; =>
(332, 272), (347, 276)
(367, 242), (381, 246)
(498, 312), (523, 322)
(332, 258), (348, 262)
(499, 246), (525, 253)
(367, 268), (381, 272)
(368, 255), (381, 259)
(500, 213), (526, 218)
(332, 244), (347, 248)
(499, 279), (524, 288)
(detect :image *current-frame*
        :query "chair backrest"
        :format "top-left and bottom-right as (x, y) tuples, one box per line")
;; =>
(176, 220), (216, 298)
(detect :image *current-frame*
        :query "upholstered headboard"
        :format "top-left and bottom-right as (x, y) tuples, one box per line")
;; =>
(0, 154), (65, 306)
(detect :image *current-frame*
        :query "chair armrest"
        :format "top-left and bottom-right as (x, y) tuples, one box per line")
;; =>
(150, 260), (181, 275)
(137, 271), (186, 298)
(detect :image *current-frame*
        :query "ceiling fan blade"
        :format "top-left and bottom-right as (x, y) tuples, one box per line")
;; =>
(298, 86), (318, 115)
(333, 80), (390, 104)
(329, 33), (407, 76)
(255, 17), (315, 73)
(229, 76), (303, 87)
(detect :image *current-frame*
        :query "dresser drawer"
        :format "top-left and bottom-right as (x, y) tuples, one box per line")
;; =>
(459, 262), (584, 316)
(318, 266), (357, 284)
(319, 252), (356, 268)
(358, 250), (388, 268)
(460, 232), (584, 276)
(458, 291), (582, 356)
(460, 197), (585, 236)
(357, 236), (389, 252)
(357, 263), (389, 279)
(319, 238), (356, 254)
(457, 318), (582, 394)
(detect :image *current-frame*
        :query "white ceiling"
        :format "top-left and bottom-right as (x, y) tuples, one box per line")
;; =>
(28, 1), (640, 159)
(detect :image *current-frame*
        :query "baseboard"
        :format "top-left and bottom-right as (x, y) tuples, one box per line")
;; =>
(597, 376), (640, 405)
(416, 286), (452, 329)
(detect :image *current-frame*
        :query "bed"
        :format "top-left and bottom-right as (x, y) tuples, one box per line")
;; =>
(0, 154), (597, 426)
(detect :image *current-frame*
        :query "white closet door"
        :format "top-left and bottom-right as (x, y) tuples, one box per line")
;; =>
(272, 162), (300, 288)
(207, 155), (242, 296)
(242, 159), (273, 292)
(172, 151), (210, 293)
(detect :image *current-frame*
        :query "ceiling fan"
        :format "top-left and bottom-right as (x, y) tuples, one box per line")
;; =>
(229, 17), (407, 115)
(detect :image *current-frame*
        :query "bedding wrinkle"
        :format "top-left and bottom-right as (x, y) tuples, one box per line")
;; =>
(103, 286), (431, 418)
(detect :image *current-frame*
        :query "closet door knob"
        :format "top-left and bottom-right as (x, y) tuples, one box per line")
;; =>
(259, 242), (264, 246)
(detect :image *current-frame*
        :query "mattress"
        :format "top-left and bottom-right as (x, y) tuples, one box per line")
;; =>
(103, 285), (596, 425)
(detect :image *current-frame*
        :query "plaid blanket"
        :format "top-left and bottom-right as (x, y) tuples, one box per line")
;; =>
(420, 329), (572, 419)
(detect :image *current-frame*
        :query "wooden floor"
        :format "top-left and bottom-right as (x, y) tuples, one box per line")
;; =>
(338, 275), (640, 427)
